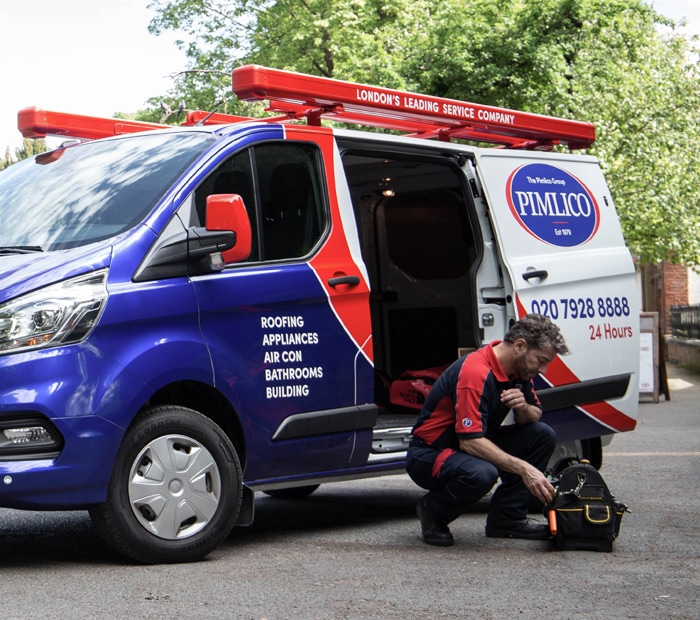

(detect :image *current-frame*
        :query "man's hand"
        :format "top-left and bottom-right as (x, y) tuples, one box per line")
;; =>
(459, 436), (555, 504)
(500, 387), (527, 410)
(521, 462), (556, 504)
(500, 387), (541, 424)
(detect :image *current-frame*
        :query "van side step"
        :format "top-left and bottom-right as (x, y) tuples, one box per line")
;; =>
(372, 426), (413, 454)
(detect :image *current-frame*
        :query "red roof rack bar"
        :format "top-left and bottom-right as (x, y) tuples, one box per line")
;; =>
(18, 107), (170, 140)
(232, 64), (595, 149)
(17, 66), (595, 150)
(264, 100), (533, 147)
(184, 110), (255, 126)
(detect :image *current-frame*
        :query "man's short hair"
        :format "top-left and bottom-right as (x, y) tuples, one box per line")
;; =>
(504, 313), (569, 355)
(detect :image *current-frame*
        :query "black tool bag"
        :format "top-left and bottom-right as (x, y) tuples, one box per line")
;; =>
(545, 458), (629, 552)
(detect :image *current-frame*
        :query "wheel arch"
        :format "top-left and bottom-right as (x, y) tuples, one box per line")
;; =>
(143, 380), (247, 470)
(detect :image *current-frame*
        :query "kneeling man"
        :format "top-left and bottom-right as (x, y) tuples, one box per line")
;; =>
(406, 314), (569, 546)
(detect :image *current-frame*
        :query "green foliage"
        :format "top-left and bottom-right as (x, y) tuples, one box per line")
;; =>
(143, 0), (425, 114)
(0, 147), (12, 171)
(405, 0), (700, 265)
(145, 0), (264, 117)
(249, 0), (425, 87)
(141, 0), (700, 266)
(0, 139), (47, 171)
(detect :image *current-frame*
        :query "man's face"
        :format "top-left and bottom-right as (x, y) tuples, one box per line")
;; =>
(512, 340), (556, 380)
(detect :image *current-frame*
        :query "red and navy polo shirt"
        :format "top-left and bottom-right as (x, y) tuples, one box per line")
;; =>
(411, 341), (542, 450)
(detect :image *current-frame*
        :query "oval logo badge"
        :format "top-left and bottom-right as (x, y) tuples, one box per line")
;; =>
(506, 163), (600, 247)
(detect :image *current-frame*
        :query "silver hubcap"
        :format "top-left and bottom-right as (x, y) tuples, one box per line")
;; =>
(128, 434), (222, 540)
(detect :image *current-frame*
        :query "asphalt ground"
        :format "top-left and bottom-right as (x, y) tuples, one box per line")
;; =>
(0, 364), (698, 619)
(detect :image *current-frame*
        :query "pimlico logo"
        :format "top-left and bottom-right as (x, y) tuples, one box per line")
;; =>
(505, 163), (600, 247)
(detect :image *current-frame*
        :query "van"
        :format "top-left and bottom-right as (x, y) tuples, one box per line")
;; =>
(0, 65), (639, 562)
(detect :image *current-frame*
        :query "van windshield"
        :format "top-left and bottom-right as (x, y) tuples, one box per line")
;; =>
(0, 131), (215, 251)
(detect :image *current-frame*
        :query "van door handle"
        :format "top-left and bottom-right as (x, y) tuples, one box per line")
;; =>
(522, 269), (549, 281)
(328, 275), (361, 287)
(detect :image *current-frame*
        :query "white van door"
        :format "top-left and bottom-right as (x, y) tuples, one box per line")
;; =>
(472, 150), (638, 441)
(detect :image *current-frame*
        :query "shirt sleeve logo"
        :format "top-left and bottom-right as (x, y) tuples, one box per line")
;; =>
(461, 418), (473, 429)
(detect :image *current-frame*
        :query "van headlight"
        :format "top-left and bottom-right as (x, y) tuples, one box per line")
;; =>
(0, 270), (108, 354)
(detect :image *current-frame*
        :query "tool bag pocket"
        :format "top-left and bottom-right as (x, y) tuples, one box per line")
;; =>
(553, 501), (615, 551)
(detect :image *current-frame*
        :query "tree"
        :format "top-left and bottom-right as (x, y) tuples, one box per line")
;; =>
(143, 0), (700, 266)
(406, 0), (700, 266)
(144, 0), (261, 119)
(1, 147), (12, 172)
(0, 139), (47, 171)
(144, 0), (425, 118)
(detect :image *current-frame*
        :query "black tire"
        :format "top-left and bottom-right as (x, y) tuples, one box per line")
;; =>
(263, 484), (320, 499)
(581, 437), (603, 470)
(89, 405), (242, 564)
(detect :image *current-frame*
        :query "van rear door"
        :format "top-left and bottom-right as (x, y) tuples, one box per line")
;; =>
(472, 150), (638, 441)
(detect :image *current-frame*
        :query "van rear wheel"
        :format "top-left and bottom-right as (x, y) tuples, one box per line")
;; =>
(89, 405), (242, 564)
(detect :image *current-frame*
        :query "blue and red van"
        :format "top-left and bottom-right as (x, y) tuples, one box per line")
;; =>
(0, 66), (638, 562)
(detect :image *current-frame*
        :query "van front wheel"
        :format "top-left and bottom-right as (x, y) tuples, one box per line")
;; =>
(89, 405), (242, 564)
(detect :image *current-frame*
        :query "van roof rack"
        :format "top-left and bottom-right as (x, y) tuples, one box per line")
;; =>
(17, 108), (172, 141)
(230, 65), (595, 150)
(18, 65), (595, 150)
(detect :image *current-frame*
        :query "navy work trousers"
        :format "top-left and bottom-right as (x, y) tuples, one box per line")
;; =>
(406, 422), (556, 526)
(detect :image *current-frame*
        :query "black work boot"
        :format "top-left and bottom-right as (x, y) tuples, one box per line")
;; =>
(416, 495), (454, 547)
(485, 515), (551, 540)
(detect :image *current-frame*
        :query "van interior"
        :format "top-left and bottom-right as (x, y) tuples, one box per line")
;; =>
(340, 146), (482, 434)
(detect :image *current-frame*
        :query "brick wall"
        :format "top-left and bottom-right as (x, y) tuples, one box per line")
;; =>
(663, 263), (689, 333)
(641, 262), (691, 334)
(666, 337), (700, 372)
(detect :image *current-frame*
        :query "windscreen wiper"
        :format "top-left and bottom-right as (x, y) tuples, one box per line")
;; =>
(0, 246), (43, 254)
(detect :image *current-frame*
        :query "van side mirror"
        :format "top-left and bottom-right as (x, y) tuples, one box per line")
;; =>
(206, 194), (253, 264)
